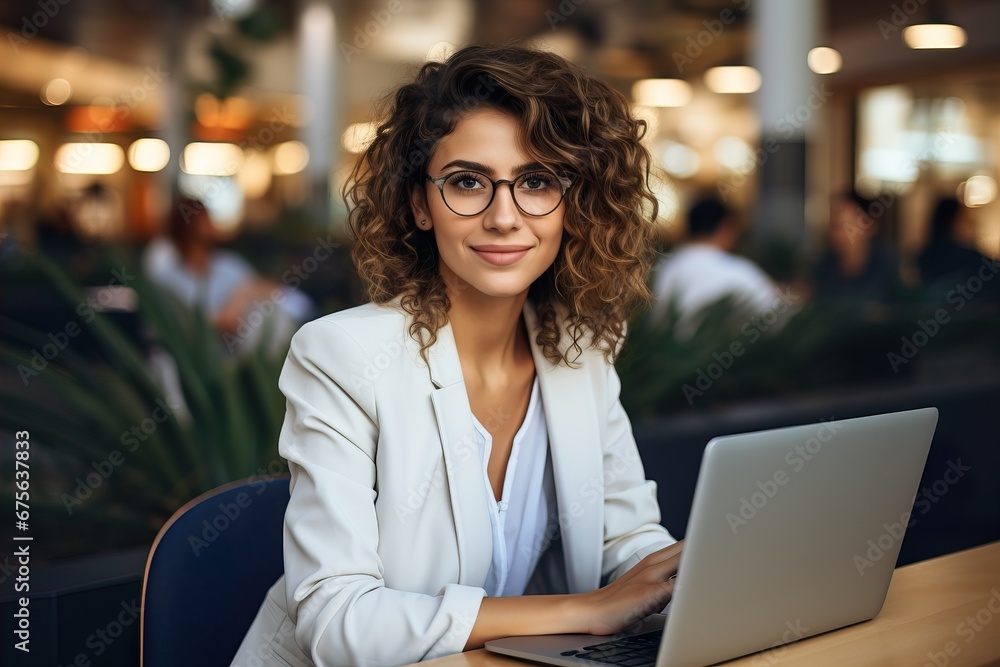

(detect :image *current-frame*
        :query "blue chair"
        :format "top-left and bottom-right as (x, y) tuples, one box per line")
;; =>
(141, 476), (290, 667)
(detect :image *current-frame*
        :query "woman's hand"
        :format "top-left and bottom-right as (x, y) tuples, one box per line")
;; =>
(461, 542), (684, 649)
(577, 540), (684, 636)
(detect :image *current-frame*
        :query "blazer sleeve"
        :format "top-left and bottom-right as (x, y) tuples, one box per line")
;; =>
(599, 358), (677, 588)
(277, 319), (487, 665)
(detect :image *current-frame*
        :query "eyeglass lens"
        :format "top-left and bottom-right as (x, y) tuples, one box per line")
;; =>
(440, 171), (563, 216)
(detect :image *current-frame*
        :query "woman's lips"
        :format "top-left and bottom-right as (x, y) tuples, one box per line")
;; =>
(471, 246), (531, 266)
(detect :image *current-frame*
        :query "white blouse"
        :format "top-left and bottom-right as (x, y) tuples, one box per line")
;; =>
(470, 375), (558, 598)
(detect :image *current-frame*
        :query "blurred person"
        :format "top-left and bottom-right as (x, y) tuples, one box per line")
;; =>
(232, 45), (681, 667)
(917, 197), (991, 286)
(142, 197), (314, 354)
(651, 197), (786, 338)
(810, 190), (899, 301)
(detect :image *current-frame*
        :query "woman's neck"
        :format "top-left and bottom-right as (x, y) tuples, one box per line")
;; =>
(443, 270), (531, 382)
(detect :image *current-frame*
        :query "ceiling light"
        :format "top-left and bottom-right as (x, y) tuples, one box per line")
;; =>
(0, 140), (40, 171)
(42, 78), (72, 106)
(960, 175), (996, 207)
(272, 141), (309, 175)
(632, 79), (692, 108)
(54, 143), (125, 175)
(807, 47), (842, 75)
(704, 66), (761, 94)
(127, 139), (170, 172)
(181, 143), (244, 176)
(902, 24), (966, 49)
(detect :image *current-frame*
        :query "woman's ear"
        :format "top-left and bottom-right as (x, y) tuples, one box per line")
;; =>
(409, 183), (433, 230)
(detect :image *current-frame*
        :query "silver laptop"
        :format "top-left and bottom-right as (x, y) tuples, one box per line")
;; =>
(485, 407), (939, 667)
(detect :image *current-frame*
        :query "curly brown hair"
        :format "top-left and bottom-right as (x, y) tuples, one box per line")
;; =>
(343, 43), (660, 367)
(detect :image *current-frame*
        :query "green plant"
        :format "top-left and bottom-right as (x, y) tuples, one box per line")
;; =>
(1, 251), (288, 562)
(616, 288), (1000, 419)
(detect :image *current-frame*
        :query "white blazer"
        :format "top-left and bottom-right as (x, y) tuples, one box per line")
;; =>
(231, 298), (676, 667)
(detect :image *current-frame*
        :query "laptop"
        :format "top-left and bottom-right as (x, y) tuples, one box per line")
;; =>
(485, 407), (939, 667)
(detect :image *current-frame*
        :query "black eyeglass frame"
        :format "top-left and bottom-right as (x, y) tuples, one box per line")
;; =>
(424, 169), (573, 217)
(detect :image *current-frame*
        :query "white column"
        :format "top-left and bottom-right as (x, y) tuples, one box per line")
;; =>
(298, 0), (338, 227)
(751, 0), (821, 255)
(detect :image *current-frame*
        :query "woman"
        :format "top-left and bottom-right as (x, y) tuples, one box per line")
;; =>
(232, 44), (682, 667)
(142, 198), (314, 353)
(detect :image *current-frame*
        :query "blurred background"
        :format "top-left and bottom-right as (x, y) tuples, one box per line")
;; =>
(0, 0), (998, 664)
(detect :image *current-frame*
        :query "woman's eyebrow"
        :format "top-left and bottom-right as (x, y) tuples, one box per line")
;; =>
(438, 159), (546, 176)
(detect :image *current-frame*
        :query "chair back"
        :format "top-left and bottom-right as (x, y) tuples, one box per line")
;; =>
(141, 476), (290, 667)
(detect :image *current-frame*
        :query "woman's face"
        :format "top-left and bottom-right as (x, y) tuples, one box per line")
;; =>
(410, 108), (565, 302)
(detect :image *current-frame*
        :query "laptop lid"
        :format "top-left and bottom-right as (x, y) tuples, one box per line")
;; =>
(657, 407), (938, 667)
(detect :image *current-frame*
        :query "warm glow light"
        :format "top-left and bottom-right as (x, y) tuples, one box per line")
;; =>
(42, 78), (72, 106)
(54, 143), (125, 175)
(902, 24), (967, 49)
(237, 150), (272, 198)
(704, 66), (761, 94)
(0, 140), (40, 171)
(631, 79), (692, 108)
(194, 94), (254, 130)
(272, 141), (309, 175)
(427, 41), (456, 62)
(961, 175), (997, 207)
(341, 122), (378, 154)
(127, 138), (170, 172)
(807, 47), (842, 75)
(661, 142), (700, 179)
(195, 93), (220, 127)
(181, 142), (244, 176)
(714, 136), (755, 172)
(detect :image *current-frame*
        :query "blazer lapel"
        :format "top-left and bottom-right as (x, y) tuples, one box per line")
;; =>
(426, 320), (494, 587)
(424, 301), (605, 595)
(522, 301), (604, 593)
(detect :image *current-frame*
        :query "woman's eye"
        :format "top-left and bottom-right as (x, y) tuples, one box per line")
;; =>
(521, 173), (554, 190)
(447, 173), (485, 190)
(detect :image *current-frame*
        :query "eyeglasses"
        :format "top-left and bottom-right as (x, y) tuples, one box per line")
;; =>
(425, 169), (571, 217)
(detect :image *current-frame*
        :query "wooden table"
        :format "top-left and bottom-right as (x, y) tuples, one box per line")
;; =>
(414, 541), (1000, 667)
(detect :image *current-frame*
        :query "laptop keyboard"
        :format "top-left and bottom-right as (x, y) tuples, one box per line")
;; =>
(558, 629), (663, 666)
